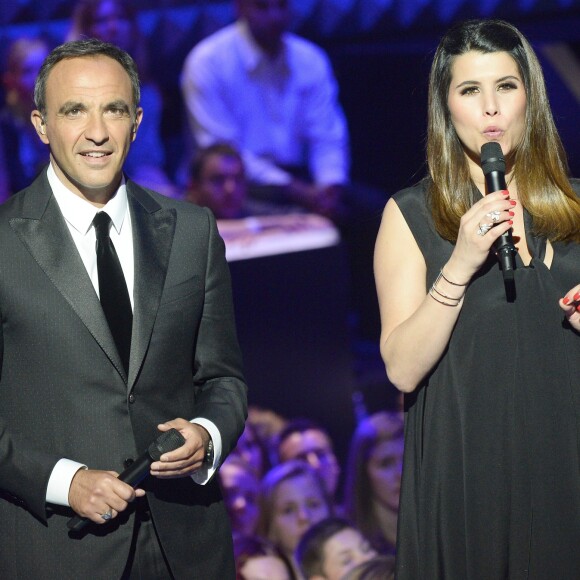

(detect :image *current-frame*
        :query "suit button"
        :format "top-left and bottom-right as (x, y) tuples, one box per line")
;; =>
(128, 393), (135, 404)
(124, 458), (134, 469)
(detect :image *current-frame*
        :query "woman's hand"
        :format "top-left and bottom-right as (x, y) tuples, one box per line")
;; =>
(445, 190), (515, 283)
(559, 285), (580, 332)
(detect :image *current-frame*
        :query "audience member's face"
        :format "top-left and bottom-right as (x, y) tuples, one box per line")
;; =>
(89, 0), (133, 52)
(239, 0), (290, 55)
(32, 55), (141, 205)
(447, 50), (526, 173)
(366, 437), (404, 512)
(278, 429), (340, 496)
(269, 473), (331, 554)
(219, 461), (260, 536)
(240, 555), (292, 580)
(228, 424), (266, 477)
(319, 528), (377, 580)
(191, 153), (247, 219)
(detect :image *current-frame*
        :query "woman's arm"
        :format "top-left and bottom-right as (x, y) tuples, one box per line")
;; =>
(374, 191), (514, 392)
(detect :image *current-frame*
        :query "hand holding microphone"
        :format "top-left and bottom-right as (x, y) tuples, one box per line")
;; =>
(67, 428), (185, 533)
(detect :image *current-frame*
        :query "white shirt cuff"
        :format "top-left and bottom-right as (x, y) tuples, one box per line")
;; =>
(190, 418), (222, 485)
(46, 459), (87, 506)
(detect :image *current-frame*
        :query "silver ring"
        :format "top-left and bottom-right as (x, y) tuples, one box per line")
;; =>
(477, 222), (492, 236)
(486, 210), (501, 223)
(100, 510), (113, 521)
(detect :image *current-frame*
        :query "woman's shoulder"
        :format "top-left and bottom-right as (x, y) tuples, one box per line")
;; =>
(391, 177), (432, 226)
(392, 177), (430, 206)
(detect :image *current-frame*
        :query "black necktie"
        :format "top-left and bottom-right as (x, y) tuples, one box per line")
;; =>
(93, 211), (132, 374)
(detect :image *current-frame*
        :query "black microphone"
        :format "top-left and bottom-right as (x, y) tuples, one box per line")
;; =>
(67, 428), (185, 532)
(480, 142), (517, 301)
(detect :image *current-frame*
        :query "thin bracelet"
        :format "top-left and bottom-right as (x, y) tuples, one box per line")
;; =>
(428, 288), (461, 307)
(431, 284), (462, 302)
(439, 269), (468, 286)
(428, 269), (466, 306)
(428, 287), (464, 307)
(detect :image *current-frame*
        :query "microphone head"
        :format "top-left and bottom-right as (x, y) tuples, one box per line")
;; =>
(481, 142), (505, 176)
(148, 428), (186, 461)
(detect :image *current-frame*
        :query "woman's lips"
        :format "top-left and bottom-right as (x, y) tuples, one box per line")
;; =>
(483, 128), (504, 139)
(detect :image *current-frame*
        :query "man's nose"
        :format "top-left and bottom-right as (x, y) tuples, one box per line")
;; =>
(84, 113), (109, 144)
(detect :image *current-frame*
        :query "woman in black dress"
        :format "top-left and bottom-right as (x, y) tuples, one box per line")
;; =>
(374, 19), (580, 579)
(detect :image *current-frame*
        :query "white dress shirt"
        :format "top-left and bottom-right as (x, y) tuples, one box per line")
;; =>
(45, 164), (220, 506)
(181, 20), (350, 187)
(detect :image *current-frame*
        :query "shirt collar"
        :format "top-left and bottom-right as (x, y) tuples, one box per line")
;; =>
(47, 162), (129, 236)
(236, 19), (289, 73)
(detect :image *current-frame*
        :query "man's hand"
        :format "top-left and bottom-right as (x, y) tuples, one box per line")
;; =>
(68, 468), (145, 524)
(286, 179), (344, 220)
(150, 419), (209, 478)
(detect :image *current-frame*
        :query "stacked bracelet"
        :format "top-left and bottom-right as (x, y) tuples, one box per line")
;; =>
(428, 269), (468, 307)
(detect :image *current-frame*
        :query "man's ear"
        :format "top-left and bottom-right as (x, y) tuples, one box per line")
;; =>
(131, 107), (144, 142)
(31, 110), (49, 143)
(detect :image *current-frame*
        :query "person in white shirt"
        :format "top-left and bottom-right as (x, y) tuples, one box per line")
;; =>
(182, 0), (387, 340)
(181, 0), (349, 219)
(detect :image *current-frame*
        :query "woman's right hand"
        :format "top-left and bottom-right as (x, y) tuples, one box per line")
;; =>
(445, 190), (515, 283)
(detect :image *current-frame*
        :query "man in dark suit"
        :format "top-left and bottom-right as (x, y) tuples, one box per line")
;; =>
(0, 39), (247, 578)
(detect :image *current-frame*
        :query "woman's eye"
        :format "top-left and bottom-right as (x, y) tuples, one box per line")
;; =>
(498, 82), (518, 92)
(460, 86), (478, 96)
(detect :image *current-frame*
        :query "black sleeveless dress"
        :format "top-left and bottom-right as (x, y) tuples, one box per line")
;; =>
(393, 179), (580, 579)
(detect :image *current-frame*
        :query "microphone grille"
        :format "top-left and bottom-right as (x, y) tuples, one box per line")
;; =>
(148, 428), (186, 461)
(481, 142), (505, 176)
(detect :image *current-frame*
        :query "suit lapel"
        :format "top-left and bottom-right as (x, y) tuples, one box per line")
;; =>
(127, 182), (176, 390)
(9, 172), (126, 379)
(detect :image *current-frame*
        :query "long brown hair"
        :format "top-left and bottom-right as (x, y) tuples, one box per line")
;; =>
(427, 19), (580, 243)
(342, 411), (404, 554)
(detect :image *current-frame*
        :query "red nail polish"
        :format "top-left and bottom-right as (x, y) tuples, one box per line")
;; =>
(501, 190), (509, 196)
(576, 305), (580, 313)
(563, 297), (570, 305)
(510, 200), (517, 206)
(574, 292), (580, 301)
(508, 220), (513, 225)
(508, 211), (515, 216)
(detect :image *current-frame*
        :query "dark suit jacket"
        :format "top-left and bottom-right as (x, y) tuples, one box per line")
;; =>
(0, 169), (247, 578)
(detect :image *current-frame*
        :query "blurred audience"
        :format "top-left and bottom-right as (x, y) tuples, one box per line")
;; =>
(229, 419), (274, 480)
(0, 37), (50, 201)
(181, 0), (384, 340)
(277, 418), (341, 500)
(181, 0), (348, 219)
(343, 412), (404, 555)
(340, 555), (395, 580)
(257, 460), (334, 576)
(296, 517), (378, 580)
(67, 0), (177, 196)
(219, 456), (261, 537)
(234, 535), (296, 580)
(247, 406), (288, 458)
(220, 406), (402, 577)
